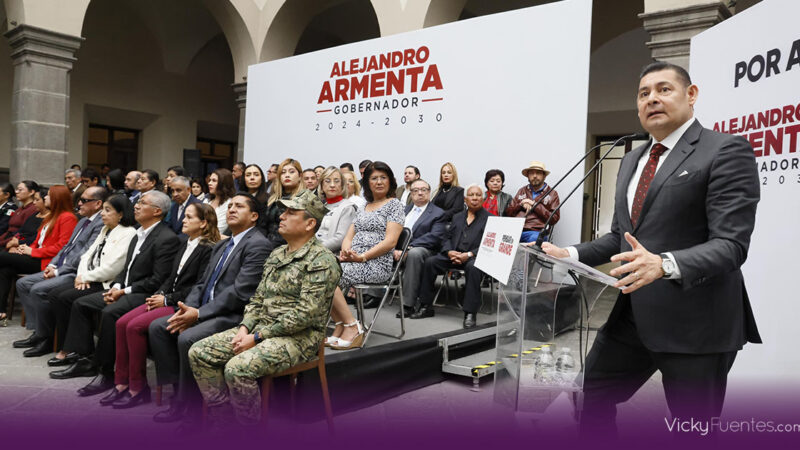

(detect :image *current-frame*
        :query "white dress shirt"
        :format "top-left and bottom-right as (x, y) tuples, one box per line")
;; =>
(115, 221), (158, 293)
(404, 202), (428, 231)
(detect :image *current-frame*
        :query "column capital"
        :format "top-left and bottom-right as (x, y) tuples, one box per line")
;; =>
(4, 24), (84, 69)
(639, 2), (732, 69)
(231, 81), (247, 109)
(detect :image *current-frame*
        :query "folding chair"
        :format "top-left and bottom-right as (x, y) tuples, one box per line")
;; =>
(353, 227), (411, 346)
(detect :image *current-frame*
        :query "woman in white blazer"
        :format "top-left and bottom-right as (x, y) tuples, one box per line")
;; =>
(49, 195), (137, 358)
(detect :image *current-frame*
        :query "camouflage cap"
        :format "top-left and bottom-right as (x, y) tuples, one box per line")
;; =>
(279, 189), (327, 222)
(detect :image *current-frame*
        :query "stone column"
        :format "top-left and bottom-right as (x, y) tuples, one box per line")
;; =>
(232, 81), (247, 163)
(639, 2), (731, 69)
(5, 24), (83, 185)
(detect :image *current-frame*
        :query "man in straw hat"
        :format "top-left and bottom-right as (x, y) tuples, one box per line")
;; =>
(504, 160), (561, 243)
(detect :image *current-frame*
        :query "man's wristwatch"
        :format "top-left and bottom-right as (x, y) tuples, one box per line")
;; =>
(660, 253), (676, 278)
(253, 331), (264, 344)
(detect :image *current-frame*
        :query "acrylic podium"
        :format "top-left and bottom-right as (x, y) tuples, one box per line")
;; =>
(492, 244), (618, 415)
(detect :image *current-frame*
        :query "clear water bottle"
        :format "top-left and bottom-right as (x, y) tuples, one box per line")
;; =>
(535, 346), (555, 383)
(555, 347), (577, 386)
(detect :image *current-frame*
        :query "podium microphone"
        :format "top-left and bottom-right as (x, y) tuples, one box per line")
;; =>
(533, 133), (649, 247)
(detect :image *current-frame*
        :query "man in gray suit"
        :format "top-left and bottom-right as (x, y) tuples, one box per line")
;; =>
(543, 62), (761, 434)
(149, 192), (271, 424)
(12, 186), (107, 355)
(393, 179), (447, 318)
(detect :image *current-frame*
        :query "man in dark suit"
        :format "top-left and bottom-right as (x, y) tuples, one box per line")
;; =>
(149, 193), (271, 424)
(49, 191), (181, 396)
(543, 61), (760, 434)
(393, 179), (447, 318)
(413, 185), (489, 328)
(13, 186), (107, 356)
(167, 176), (200, 235)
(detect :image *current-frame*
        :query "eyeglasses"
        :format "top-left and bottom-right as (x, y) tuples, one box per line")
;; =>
(369, 176), (389, 182)
(78, 197), (99, 204)
(136, 201), (155, 208)
(410, 188), (430, 193)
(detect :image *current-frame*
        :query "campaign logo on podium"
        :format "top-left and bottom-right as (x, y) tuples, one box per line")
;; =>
(475, 217), (524, 285)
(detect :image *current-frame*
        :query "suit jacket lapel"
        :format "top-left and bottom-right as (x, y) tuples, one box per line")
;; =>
(633, 122), (701, 232)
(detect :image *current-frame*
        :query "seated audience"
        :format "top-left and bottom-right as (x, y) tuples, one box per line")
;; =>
(102, 203), (220, 409)
(3, 188), (46, 252)
(265, 163), (278, 194)
(137, 169), (160, 197)
(148, 193), (270, 424)
(106, 169), (126, 196)
(81, 167), (101, 187)
(168, 176), (200, 235)
(13, 186), (106, 352)
(43, 194), (136, 361)
(0, 186), (76, 325)
(190, 177), (208, 203)
(393, 179), (447, 318)
(242, 164), (268, 206)
(504, 160), (560, 243)
(395, 165), (420, 206)
(316, 167), (357, 252)
(232, 161), (245, 191)
(0, 180), (39, 248)
(412, 184), (489, 329)
(342, 170), (366, 210)
(66, 169), (85, 210)
(189, 190), (340, 426)
(432, 162), (465, 222)
(204, 168), (236, 235)
(49, 191), (180, 400)
(0, 183), (18, 236)
(302, 168), (319, 191)
(483, 169), (512, 216)
(125, 171), (142, 204)
(327, 161), (404, 350)
(262, 158), (303, 247)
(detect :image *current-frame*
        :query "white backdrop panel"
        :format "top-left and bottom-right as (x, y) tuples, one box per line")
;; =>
(245, 0), (592, 247)
(691, 0), (800, 381)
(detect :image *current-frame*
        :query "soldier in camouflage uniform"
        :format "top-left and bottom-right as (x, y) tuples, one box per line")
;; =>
(188, 190), (341, 425)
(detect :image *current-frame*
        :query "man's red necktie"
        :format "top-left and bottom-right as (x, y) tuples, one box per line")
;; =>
(630, 143), (667, 227)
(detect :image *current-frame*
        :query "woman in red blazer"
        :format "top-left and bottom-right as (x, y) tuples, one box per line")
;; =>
(0, 185), (76, 325)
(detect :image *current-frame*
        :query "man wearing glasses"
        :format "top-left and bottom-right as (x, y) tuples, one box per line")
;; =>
(13, 187), (107, 356)
(393, 179), (447, 318)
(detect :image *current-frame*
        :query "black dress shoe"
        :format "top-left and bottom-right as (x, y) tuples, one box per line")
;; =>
(47, 352), (79, 367)
(49, 357), (97, 380)
(12, 333), (43, 349)
(361, 294), (382, 309)
(113, 386), (151, 409)
(154, 400), (188, 423)
(463, 312), (477, 329)
(396, 305), (415, 318)
(77, 373), (114, 397)
(409, 305), (435, 319)
(22, 339), (54, 357)
(99, 387), (128, 406)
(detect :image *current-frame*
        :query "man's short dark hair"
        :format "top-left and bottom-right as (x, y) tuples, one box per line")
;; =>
(167, 165), (185, 176)
(358, 160), (373, 170)
(639, 61), (692, 87)
(82, 167), (100, 183)
(340, 162), (354, 171)
(406, 165), (420, 176)
(234, 161), (246, 170)
(314, 165), (325, 171)
(302, 168), (316, 175)
(233, 192), (261, 218)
